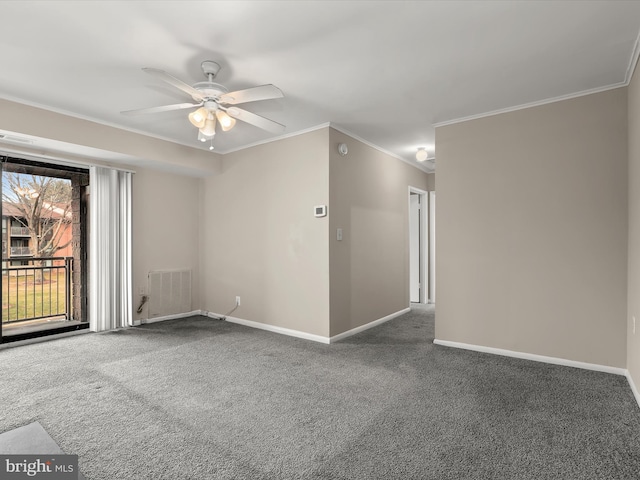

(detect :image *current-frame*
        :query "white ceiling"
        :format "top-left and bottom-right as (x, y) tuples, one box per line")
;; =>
(1, 0), (640, 174)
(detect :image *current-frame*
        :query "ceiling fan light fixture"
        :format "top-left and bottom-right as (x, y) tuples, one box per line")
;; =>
(416, 148), (429, 162)
(124, 61), (286, 146)
(189, 107), (208, 128)
(216, 110), (236, 132)
(200, 116), (217, 137)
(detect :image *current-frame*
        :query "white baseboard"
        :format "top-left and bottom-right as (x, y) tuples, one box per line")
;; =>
(626, 371), (640, 410)
(142, 310), (203, 324)
(206, 312), (330, 344)
(433, 339), (627, 376)
(329, 308), (411, 343)
(203, 307), (411, 345)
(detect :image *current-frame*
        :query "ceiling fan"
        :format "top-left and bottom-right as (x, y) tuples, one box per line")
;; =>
(121, 60), (285, 149)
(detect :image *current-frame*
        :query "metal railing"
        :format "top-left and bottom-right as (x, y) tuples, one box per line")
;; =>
(1, 257), (72, 324)
(10, 226), (30, 236)
(10, 246), (32, 256)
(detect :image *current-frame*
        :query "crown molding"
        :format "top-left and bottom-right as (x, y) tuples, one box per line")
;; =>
(434, 31), (640, 130)
(219, 121), (434, 174)
(0, 95), (435, 175)
(625, 29), (640, 85)
(216, 123), (331, 155)
(329, 123), (434, 174)
(433, 81), (627, 129)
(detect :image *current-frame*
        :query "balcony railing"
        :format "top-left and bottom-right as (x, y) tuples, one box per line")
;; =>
(2, 257), (72, 324)
(10, 226), (30, 236)
(10, 246), (32, 256)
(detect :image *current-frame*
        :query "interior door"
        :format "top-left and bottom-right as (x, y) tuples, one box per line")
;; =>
(410, 193), (421, 302)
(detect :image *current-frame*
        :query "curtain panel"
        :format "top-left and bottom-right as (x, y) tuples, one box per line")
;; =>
(89, 166), (132, 332)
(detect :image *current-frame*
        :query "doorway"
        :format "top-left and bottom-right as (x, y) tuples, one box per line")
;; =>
(1, 156), (89, 343)
(409, 187), (428, 304)
(429, 191), (435, 303)
(409, 187), (435, 305)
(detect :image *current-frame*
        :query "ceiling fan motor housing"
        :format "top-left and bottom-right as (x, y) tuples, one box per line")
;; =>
(193, 82), (228, 101)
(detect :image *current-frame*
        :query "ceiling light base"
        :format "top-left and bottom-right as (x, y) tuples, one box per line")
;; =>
(201, 61), (221, 79)
(416, 148), (429, 162)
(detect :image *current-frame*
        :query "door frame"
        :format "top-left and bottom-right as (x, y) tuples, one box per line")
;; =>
(408, 186), (428, 304)
(0, 155), (90, 343)
(429, 190), (435, 304)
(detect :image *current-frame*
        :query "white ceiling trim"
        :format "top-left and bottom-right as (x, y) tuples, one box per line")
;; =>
(435, 26), (640, 130)
(210, 121), (434, 175)
(0, 90), (434, 174)
(625, 30), (640, 85)
(433, 81), (627, 129)
(1, 1), (638, 174)
(217, 123), (332, 155)
(329, 123), (434, 175)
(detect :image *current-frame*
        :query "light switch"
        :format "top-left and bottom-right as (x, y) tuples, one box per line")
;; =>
(337, 228), (343, 241)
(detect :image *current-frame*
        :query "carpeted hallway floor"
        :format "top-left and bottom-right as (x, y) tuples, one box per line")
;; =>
(0, 306), (639, 479)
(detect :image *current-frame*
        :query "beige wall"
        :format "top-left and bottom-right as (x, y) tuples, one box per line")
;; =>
(200, 129), (331, 337)
(628, 64), (640, 386)
(436, 88), (628, 367)
(329, 128), (430, 336)
(2, 99), (430, 339)
(132, 167), (202, 322)
(0, 99), (212, 323)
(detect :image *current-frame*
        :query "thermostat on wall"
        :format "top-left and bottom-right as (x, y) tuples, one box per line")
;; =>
(314, 205), (327, 217)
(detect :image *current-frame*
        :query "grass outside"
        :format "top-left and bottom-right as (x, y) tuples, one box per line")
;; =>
(2, 270), (67, 323)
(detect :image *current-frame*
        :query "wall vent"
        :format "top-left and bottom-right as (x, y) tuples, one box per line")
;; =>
(148, 269), (192, 318)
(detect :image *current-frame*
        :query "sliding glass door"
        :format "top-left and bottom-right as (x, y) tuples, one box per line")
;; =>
(0, 155), (89, 343)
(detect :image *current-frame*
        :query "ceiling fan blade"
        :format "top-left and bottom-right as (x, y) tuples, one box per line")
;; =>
(142, 67), (205, 101)
(121, 102), (202, 116)
(225, 107), (286, 134)
(218, 84), (284, 105)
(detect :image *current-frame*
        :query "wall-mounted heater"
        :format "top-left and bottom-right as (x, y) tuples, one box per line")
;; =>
(148, 269), (192, 318)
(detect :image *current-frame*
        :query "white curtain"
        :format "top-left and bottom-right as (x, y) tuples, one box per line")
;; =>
(89, 166), (132, 332)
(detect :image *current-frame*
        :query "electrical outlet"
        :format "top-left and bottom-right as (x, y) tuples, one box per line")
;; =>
(138, 286), (146, 295)
(236, 296), (241, 306)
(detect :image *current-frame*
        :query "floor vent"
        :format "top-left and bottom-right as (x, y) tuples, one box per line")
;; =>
(148, 269), (191, 318)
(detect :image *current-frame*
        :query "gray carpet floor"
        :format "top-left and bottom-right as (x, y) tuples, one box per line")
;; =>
(0, 305), (639, 479)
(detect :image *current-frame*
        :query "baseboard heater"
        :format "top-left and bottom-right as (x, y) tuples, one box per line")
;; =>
(148, 269), (192, 318)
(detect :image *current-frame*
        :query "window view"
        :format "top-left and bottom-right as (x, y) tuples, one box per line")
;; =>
(1, 159), (89, 341)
